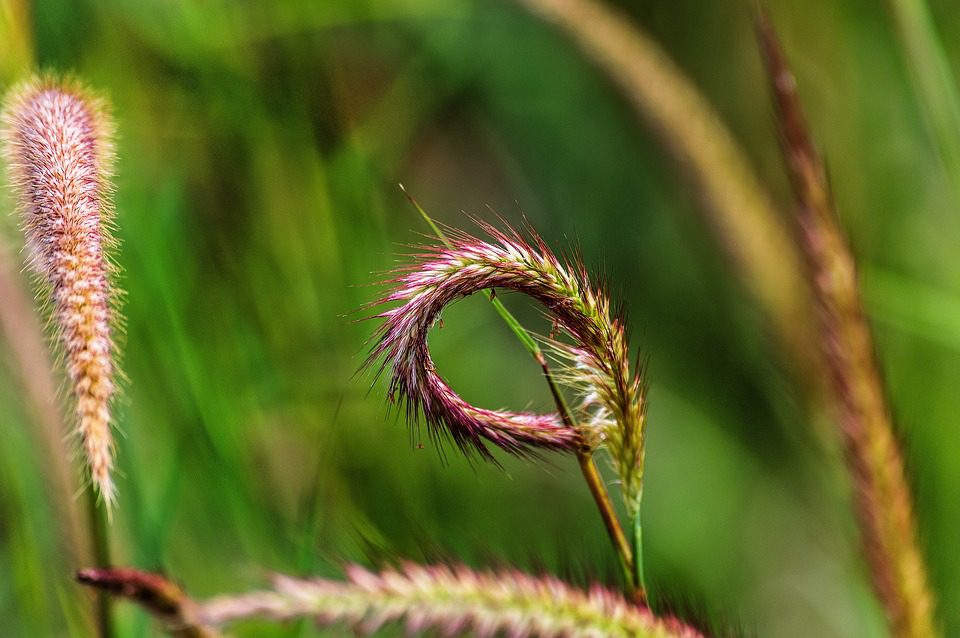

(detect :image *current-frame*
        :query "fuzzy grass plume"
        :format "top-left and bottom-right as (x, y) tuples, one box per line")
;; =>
(757, 15), (937, 638)
(367, 223), (645, 496)
(189, 563), (700, 637)
(2, 76), (119, 508)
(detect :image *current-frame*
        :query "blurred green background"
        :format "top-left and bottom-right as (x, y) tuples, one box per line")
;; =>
(1, 0), (959, 636)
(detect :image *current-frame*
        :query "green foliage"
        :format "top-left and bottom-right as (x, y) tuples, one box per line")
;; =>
(1, 0), (958, 636)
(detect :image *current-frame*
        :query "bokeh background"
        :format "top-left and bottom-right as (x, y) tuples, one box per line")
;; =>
(1, 0), (959, 636)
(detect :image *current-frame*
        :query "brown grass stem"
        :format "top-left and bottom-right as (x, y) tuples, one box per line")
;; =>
(75, 568), (220, 638)
(540, 349), (641, 599)
(577, 450), (639, 600)
(757, 13), (937, 638)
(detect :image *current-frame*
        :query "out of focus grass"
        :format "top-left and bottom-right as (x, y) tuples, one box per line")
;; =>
(0, 1), (958, 636)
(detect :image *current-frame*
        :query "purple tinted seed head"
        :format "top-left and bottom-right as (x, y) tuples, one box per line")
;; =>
(366, 223), (645, 500)
(195, 562), (704, 637)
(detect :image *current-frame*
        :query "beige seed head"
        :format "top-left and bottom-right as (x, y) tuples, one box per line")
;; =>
(2, 76), (119, 510)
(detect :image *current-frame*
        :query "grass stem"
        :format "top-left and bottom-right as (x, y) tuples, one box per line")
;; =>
(86, 492), (114, 638)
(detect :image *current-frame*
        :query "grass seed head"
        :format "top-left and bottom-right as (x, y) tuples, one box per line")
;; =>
(2, 75), (119, 509)
(194, 562), (703, 637)
(367, 223), (645, 505)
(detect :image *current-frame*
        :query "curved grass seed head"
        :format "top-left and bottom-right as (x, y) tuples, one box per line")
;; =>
(367, 223), (646, 508)
(2, 76), (120, 509)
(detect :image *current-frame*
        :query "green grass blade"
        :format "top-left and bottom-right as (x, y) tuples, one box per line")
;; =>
(888, 0), (960, 205)
(862, 266), (960, 352)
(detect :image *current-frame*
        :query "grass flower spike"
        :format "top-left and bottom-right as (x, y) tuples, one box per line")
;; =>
(757, 15), (937, 638)
(2, 76), (119, 508)
(198, 563), (702, 637)
(78, 564), (702, 637)
(368, 223), (644, 481)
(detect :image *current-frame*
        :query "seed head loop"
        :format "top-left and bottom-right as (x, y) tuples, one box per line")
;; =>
(367, 222), (645, 500)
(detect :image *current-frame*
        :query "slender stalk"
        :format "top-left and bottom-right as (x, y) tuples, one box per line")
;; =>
(76, 568), (220, 638)
(632, 505), (646, 598)
(401, 186), (639, 594)
(577, 452), (638, 597)
(540, 350), (640, 598)
(86, 492), (114, 638)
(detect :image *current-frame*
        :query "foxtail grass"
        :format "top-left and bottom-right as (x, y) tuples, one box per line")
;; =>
(2, 74), (120, 638)
(400, 192), (638, 584)
(757, 14), (938, 638)
(2, 75), (120, 509)
(367, 222), (643, 458)
(79, 564), (703, 638)
(369, 212), (646, 595)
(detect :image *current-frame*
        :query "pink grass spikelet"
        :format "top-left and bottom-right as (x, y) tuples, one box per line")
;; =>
(2, 77), (119, 508)
(194, 562), (703, 637)
(367, 223), (645, 500)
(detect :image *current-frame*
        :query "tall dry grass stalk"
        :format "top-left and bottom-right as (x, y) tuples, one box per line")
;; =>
(514, 0), (814, 374)
(757, 14), (937, 638)
(2, 76), (120, 510)
(79, 564), (703, 637)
